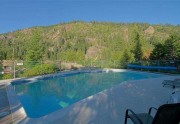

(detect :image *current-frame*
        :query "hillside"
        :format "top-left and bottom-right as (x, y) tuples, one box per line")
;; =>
(0, 21), (180, 62)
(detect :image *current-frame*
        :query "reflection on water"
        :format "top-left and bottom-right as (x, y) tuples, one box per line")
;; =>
(13, 72), (163, 118)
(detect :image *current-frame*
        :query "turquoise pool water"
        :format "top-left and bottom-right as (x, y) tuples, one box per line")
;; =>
(12, 71), (164, 118)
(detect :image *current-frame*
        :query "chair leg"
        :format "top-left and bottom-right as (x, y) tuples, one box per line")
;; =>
(124, 110), (128, 124)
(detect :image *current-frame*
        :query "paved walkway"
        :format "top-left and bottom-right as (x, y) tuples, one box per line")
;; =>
(0, 83), (13, 124)
(18, 75), (180, 124)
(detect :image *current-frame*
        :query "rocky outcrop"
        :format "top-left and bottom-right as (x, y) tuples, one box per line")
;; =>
(145, 26), (154, 35)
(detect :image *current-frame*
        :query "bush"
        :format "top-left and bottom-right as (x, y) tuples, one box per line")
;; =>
(2, 73), (14, 80)
(19, 63), (57, 77)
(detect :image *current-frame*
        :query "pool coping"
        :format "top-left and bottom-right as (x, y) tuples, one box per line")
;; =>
(5, 69), (170, 124)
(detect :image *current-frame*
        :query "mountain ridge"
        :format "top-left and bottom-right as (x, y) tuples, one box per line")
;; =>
(0, 21), (180, 61)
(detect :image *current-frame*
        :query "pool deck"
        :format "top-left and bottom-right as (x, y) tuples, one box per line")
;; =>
(0, 83), (13, 124)
(1, 69), (180, 124)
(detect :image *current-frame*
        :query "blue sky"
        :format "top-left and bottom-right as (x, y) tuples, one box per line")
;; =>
(0, 0), (180, 34)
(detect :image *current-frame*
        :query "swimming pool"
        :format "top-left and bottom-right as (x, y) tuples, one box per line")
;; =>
(12, 71), (164, 118)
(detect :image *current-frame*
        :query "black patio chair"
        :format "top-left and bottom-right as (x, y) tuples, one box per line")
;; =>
(124, 103), (180, 124)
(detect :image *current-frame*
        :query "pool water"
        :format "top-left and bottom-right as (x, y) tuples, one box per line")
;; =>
(12, 71), (164, 118)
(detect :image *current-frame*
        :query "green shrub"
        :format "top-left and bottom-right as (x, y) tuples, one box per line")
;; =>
(19, 63), (57, 77)
(2, 73), (13, 80)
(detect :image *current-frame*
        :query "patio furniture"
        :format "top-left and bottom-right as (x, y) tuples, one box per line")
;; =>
(124, 103), (180, 124)
(169, 92), (180, 103)
(162, 79), (180, 103)
(162, 79), (180, 88)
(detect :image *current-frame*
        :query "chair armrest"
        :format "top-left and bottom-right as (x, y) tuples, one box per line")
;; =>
(149, 107), (158, 115)
(174, 79), (180, 82)
(162, 80), (173, 86)
(125, 109), (143, 124)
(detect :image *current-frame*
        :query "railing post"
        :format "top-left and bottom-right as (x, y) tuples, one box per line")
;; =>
(114, 61), (115, 69)
(91, 61), (92, 67)
(65, 61), (66, 71)
(60, 61), (61, 72)
(41, 61), (43, 75)
(127, 61), (129, 69)
(13, 61), (15, 79)
(141, 60), (142, 71)
(158, 60), (160, 72)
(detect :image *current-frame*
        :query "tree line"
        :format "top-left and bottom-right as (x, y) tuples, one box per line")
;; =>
(0, 21), (180, 62)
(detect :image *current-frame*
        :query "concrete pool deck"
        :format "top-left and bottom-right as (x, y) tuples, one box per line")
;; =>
(1, 69), (180, 124)
(0, 83), (13, 124)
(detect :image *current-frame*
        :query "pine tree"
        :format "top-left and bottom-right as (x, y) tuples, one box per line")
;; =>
(134, 32), (143, 61)
(149, 43), (165, 60)
(164, 33), (180, 60)
(122, 48), (134, 62)
(26, 30), (43, 61)
(66, 49), (76, 61)
(76, 50), (85, 61)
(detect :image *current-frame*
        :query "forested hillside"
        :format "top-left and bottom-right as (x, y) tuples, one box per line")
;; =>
(0, 21), (180, 62)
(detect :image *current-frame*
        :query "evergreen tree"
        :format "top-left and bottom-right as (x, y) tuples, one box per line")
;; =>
(76, 50), (85, 61)
(26, 30), (43, 61)
(149, 33), (180, 60)
(66, 49), (76, 61)
(164, 33), (180, 60)
(149, 43), (165, 60)
(110, 53), (121, 61)
(101, 49), (111, 61)
(121, 48), (134, 62)
(113, 38), (123, 53)
(133, 32), (143, 61)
